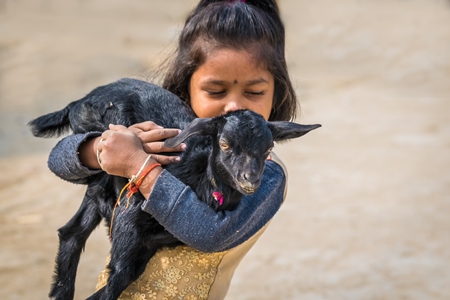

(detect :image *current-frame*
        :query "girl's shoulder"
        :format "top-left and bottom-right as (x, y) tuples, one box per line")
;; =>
(267, 152), (287, 177)
(267, 151), (288, 198)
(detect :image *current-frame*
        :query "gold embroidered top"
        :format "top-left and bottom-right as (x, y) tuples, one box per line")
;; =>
(96, 153), (287, 300)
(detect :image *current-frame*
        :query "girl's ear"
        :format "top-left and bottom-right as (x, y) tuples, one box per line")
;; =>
(164, 118), (219, 147)
(267, 122), (321, 142)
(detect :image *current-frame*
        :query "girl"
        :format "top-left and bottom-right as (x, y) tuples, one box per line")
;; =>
(48, 0), (298, 299)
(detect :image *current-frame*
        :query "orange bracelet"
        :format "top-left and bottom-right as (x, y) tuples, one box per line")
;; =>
(126, 163), (162, 199)
(110, 162), (162, 240)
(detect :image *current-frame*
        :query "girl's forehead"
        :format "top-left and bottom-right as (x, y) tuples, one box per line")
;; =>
(203, 47), (264, 65)
(193, 48), (271, 81)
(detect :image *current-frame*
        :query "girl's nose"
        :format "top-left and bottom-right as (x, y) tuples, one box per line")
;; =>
(224, 96), (245, 113)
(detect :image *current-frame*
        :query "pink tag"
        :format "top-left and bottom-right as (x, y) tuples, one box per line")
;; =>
(212, 191), (224, 205)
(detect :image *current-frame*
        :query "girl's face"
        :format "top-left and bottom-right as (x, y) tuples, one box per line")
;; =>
(189, 48), (274, 120)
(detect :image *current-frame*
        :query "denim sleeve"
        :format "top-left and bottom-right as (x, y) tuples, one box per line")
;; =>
(47, 133), (103, 184)
(141, 160), (286, 252)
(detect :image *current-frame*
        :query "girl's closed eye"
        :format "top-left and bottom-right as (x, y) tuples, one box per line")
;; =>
(207, 90), (226, 96)
(246, 91), (265, 96)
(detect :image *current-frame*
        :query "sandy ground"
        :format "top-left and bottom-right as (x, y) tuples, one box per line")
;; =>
(1, 0), (449, 299)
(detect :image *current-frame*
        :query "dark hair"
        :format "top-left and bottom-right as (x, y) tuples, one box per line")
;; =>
(161, 0), (298, 121)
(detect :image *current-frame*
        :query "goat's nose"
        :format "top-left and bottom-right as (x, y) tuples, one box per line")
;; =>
(239, 172), (261, 195)
(243, 172), (259, 185)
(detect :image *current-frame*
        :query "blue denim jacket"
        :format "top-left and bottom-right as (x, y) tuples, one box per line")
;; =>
(48, 132), (286, 252)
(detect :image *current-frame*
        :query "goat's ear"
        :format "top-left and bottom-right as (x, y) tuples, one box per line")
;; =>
(267, 122), (321, 142)
(164, 118), (218, 147)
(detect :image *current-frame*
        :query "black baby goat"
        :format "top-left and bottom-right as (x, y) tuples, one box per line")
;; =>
(29, 78), (320, 300)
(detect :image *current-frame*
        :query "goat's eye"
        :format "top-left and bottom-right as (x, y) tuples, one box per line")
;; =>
(219, 141), (230, 151)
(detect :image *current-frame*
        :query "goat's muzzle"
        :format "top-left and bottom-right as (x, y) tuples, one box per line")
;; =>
(238, 180), (260, 195)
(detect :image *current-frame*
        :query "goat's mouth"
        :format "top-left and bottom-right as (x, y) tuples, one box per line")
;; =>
(238, 182), (260, 195)
(241, 187), (256, 195)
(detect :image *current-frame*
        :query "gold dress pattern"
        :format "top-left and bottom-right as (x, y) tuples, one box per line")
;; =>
(96, 246), (225, 300)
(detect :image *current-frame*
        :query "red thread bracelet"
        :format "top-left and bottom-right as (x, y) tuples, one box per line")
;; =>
(126, 163), (162, 199)
(110, 162), (162, 240)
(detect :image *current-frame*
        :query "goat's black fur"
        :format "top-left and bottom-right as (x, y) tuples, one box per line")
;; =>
(28, 78), (320, 300)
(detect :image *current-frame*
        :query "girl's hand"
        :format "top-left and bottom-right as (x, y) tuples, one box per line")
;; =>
(96, 124), (148, 178)
(97, 124), (168, 198)
(128, 121), (186, 165)
(96, 122), (184, 178)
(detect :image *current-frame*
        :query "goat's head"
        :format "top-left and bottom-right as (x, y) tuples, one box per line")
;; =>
(165, 110), (321, 195)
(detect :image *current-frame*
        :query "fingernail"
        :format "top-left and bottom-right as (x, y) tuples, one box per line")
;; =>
(181, 143), (187, 151)
(157, 125), (164, 129)
(175, 156), (181, 161)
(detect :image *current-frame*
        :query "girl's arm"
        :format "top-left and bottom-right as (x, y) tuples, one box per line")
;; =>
(48, 124), (286, 253)
(48, 132), (103, 184)
(142, 160), (286, 252)
(48, 122), (183, 184)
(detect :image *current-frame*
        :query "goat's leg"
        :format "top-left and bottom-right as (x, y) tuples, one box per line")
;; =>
(49, 194), (102, 300)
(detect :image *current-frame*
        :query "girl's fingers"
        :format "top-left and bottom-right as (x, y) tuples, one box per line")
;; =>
(136, 128), (181, 143)
(128, 122), (181, 142)
(151, 154), (181, 165)
(128, 122), (185, 153)
(129, 121), (163, 132)
(137, 128), (185, 153)
(102, 124), (183, 165)
(142, 141), (186, 154)
(108, 124), (128, 131)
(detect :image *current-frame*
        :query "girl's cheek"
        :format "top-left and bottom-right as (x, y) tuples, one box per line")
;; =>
(191, 98), (221, 118)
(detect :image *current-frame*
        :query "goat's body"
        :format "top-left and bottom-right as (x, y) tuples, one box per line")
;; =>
(31, 78), (236, 300)
(32, 78), (195, 136)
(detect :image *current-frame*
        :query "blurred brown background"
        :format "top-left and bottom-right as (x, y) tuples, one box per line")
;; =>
(1, 0), (449, 299)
